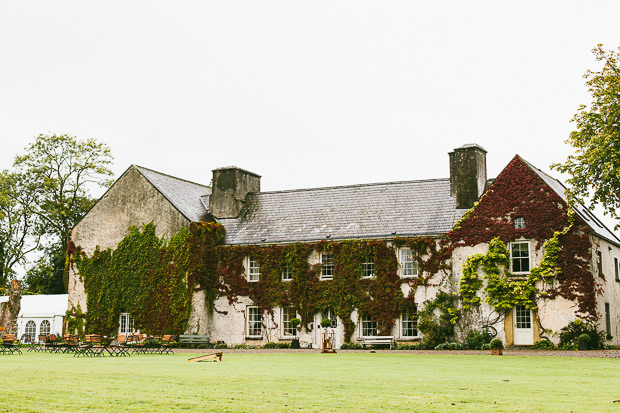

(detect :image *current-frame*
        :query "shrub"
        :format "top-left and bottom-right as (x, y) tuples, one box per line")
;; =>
(465, 330), (492, 350)
(559, 319), (605, 349)
(320, 318), (333, 328)
(340, 342), (363, 350)
(196, 342), (215, 349)
(578, 334), (591, 344)
(397, 343), (421, 350)
(290, 318), (301, 329)
(435, 342), (464, 350)
(214, 342), (228, 349)
(489, 338), (504, 350)
(262, 341), (290, 349)
(481, 343), (490, 350)
(532, 340), (555, 350)
(417, 292), (461, 349)
(232, 343), (258, 349)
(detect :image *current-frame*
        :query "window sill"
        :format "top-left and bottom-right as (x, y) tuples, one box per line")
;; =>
(245, 336), (263, 340)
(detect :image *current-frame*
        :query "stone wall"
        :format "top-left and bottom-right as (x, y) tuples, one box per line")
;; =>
(68, 166), (190, 312)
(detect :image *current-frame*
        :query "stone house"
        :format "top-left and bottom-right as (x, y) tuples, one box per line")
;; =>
(67, 144), (620, 348)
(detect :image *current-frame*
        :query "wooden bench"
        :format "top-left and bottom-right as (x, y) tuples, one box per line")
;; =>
(357, 336), (395, 349)
(179, 335), (211, 347)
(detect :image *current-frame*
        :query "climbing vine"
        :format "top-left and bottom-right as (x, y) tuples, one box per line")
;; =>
(72, 224), (452, 342)
(452, 156), (597, 321)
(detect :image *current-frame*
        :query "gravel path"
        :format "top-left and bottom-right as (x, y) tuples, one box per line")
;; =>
(173, 348), (620, 358)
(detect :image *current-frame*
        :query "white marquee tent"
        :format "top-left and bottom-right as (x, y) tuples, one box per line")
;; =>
(0, 294), (68, 340)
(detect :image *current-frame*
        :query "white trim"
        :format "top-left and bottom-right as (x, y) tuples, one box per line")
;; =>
(320, 253), (334, 280)
(510, 241), (531, 274)
(281, 307), (297, 337)
(398, 247), (418, 278)
(246, 306), (262, 338)
(247, 256), (260, 282)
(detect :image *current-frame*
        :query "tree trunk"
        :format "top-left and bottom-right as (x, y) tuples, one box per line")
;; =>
(0, 280), (21, 334)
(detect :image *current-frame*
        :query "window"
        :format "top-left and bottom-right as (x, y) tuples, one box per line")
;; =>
(361, 255), (374, 278)
(39, 320), (50, 336)
(615, 258), (619, 282)
(322, 308), (337, 328)
(247, 306), (262, 337)
(597, 251), (603, 278)
(282, 264), (293, 281)
(514, 217), (526, 229)
(321, 253), (334, 280)
(361, 314), (377, 337)
(248, 257), (260, 282)
(25, 320), (36, 339)
(511, 242), (530, 273)
(119, 313), (134, 335)
(515, 305), (531, 329)
(401, 306), (418, 338)
(282, 307), (297, 336)
(399, 248), (418, 277)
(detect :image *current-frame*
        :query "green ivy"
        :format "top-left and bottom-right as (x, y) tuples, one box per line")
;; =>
(459, 232), (569, 315)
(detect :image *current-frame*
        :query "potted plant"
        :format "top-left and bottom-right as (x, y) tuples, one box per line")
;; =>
(290, 318), (301, 349)
(321, 318), (332, 329)
(490, 338), (504, 355)
(578, 333), (590, 351)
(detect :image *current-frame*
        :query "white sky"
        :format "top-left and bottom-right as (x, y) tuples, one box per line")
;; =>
(1, 1), (619, 231)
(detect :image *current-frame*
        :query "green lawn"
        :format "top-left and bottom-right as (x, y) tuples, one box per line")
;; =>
(1, 351), (619, 412)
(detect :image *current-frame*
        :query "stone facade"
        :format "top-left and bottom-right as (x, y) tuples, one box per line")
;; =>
(68, 166), (190, 312)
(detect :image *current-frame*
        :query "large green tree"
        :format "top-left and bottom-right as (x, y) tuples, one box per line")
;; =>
(0, 171), (41, 292)
(552, 45), (620, 228)
(13, 134), (114, 292)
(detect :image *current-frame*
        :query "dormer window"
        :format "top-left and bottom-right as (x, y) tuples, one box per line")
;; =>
(514, 217), (526, 229)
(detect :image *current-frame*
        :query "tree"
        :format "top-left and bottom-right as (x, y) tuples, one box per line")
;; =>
(13, 134), (114, 292)
(23, 244), (65, 295)
(552, 45), (620, 228)
(0, 171), (41, 293)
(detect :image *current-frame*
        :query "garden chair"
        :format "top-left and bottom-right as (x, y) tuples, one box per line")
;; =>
(64, 335), (79, 353)
(88, 335), (106, 357)
(1, 334), (22, 355)
(131, 334), (146, 354)
(21, 334), (36, 352)
(75, 335), (94, 357)
(110, 335), (131, 357)
(161, 335), (176, 354)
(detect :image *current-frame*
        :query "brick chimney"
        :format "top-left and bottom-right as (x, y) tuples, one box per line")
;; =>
(449, 144), (487, 209)
(209, 167), (261, 219)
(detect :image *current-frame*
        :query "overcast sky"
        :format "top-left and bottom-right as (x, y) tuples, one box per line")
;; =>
(1, 1), (619, 229)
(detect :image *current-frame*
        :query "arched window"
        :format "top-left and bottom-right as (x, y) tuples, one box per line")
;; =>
(25, 320), (36, 339)
(40, 320), (51, 336)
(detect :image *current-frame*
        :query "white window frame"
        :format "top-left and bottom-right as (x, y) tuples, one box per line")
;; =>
(360, 314), (377, 337)
(614, 257), (619, 282)
(39, 319), (51, 336)
(282, 263), (293, 282)
(401, 306), (418, 338)
(510, 241), (530, 274)
(361, 255), (374, 279)
(247, 306), (262, 338)
(514, 217), (526, 229)
(248, 257), (260, 282)
(597, 251), (603, 278)
(320, 253), (334, 280)
(399, 247), (418, 278)
(282, 307), (297, 337)
(322, 308), (337, 328)
(25, 320), (37, 339)
(119, 313), (135, 335)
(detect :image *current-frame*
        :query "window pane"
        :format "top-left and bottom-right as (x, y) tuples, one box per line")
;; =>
(249, 257), (260, 281)
(400, 248), (417, 277)
(321, 254), (334, 278)
(322, 308), (337, 328)
(282, 307), (296, 336)
(401, 306), (418, 337)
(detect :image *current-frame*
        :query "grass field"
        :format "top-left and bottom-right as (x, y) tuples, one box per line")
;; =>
(1, 351), (619, 412)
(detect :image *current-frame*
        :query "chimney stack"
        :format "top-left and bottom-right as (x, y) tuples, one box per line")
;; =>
(449, 144), (487, 209)
(209, 167), (261, 218)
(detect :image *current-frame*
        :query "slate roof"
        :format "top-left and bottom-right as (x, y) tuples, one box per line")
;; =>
(521, 158), (620, 246)
(135, 165), (211, 223)
(218, 179), (459, 245)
